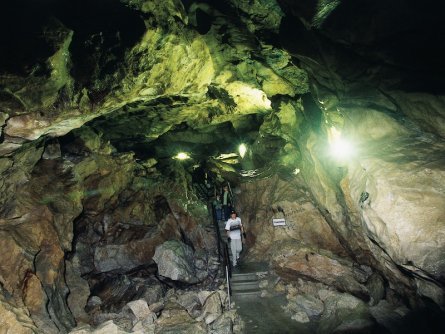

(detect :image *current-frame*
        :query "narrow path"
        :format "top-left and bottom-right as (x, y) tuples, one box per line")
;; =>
(230, 262), (314, 334)
(216, 215), (313, 333)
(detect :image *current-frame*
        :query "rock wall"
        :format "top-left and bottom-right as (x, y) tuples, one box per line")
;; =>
(0, 129), (217, 333)
(236, 175), (346, 259)
(0, 0), (444, 331)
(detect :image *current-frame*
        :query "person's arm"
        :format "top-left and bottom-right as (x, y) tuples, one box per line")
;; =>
(225, 221), (231, 240)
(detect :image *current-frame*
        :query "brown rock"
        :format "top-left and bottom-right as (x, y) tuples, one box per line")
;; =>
(0, 296), (37, 334)
(236, 175), (346, 260)
(272, 244), (369, 299)
(22, 272), (58, 333)
(66, 255), (90, 323)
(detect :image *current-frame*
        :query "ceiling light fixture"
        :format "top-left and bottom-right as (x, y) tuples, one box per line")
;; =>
(328, 127), (354, 159)
(238, 144), (247, 158)
(174, 152), (191, 160)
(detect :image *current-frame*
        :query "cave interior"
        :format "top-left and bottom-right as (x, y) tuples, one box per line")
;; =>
(0, 0), (444, 333)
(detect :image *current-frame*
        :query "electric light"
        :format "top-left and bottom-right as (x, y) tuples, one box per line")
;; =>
(238, 144), (247, 158)
(174, 152), (191, 160)
(328, 127), (354, 159)
(330, 138), (353, 158)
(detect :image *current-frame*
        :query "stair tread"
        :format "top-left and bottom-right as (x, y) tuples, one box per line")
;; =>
(231, 286), (260, 292)
(231, 274), (258, 280)
(232, 291), (262, 297)
(231, 279), (259, 284)
(232, 286), (261, 291)
(231, 280), (259, 285)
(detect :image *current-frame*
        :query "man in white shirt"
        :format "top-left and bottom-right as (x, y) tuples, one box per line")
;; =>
(225, 211), (246, 267)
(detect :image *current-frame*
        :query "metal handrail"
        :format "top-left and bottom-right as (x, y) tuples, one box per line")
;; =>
(211, 202), (232, 309)
(211, 205), (223, 262)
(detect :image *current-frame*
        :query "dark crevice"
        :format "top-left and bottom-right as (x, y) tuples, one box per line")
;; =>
(195, 8), (213, 35)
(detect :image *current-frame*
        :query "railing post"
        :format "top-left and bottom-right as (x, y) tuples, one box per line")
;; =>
(226, 265), (231, 309)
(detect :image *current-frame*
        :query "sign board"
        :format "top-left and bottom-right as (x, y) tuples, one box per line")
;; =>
(272, 218), (286, 226)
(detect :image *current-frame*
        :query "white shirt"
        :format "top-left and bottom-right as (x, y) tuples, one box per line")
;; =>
(225, 217), (242, 239)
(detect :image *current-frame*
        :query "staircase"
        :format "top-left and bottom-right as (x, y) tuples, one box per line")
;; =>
(217, 221), (234, 265)
(231, 272), (261, 298)
(217, 219), (262, 298)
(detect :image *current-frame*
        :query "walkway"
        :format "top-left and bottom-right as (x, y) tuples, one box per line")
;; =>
(231, 262), (315, 334)
(213, 202), (312, 333)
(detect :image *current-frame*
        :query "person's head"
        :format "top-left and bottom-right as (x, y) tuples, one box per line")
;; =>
(230, 211), (237, 218)
(223, 185), (228, 191)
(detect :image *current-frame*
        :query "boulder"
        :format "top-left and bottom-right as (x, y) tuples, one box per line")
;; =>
(142, 284), (164, 305)
(132, 320), (155, 334)
(156, 302), (207, 334)
(318, 292), (374, 334)
(91, 313), (121, 327)
(202, 292), (222, 316)
(177, 291), (201, 316)
(292, 312), (310, 324)
(93, 242), (152, 273)
(69, 325), (93, 334)
(153, 240), (198, 284)
(123, 299), (151, 322)
(198, 291), (213, 305)
(210, 313), (233, 334)
(149, 302), (165, 313)
(93, 320), (126, 334)
(86, 296), (103, 309)
(366, 273), (385, 306)
(131, 312), (157, 332)
(294, 294), (324, 318)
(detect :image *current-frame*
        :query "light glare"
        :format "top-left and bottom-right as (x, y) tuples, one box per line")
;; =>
(330, 138), (353, 158)
(238, 144), (247, 158)
(174, 152), (191, 160)
(328, 127), (354, 159)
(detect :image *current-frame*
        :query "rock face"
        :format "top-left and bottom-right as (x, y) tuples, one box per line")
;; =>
(0, 129), (217, 331)
(0, 0), (445, 332)
(153, 240), (199, 284)
(272, 243), (370, 299)
(236, 175), (346, 259)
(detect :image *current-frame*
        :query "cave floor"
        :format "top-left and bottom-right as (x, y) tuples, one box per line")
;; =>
(232, 262), (316, 334)
(234, 295), (315, 334)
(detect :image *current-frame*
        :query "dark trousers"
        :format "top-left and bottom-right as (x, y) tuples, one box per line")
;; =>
(222, 205), (231, 221)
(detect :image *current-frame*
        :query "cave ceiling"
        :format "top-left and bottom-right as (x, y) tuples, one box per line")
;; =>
(1, 0), (445, 179)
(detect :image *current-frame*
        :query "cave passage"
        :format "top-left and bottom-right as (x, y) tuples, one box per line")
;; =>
(0, 0), (444, 334)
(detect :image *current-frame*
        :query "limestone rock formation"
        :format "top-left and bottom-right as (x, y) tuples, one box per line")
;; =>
(0, 0), (444, 332)
(153, 240), (199, 284)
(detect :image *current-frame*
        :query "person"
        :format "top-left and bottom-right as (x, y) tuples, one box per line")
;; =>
(225, 211), (246, 267)
(212, 194), (222, 221)
(221, 185), (232, 221)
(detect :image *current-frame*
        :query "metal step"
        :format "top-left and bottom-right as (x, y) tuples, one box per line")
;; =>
(231, 281), (260, 291)
(231, 273), (258, 282)
(232, 289), (262, 298)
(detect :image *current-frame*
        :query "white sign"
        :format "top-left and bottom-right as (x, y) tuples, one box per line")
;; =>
(272, 218), (286, 226)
